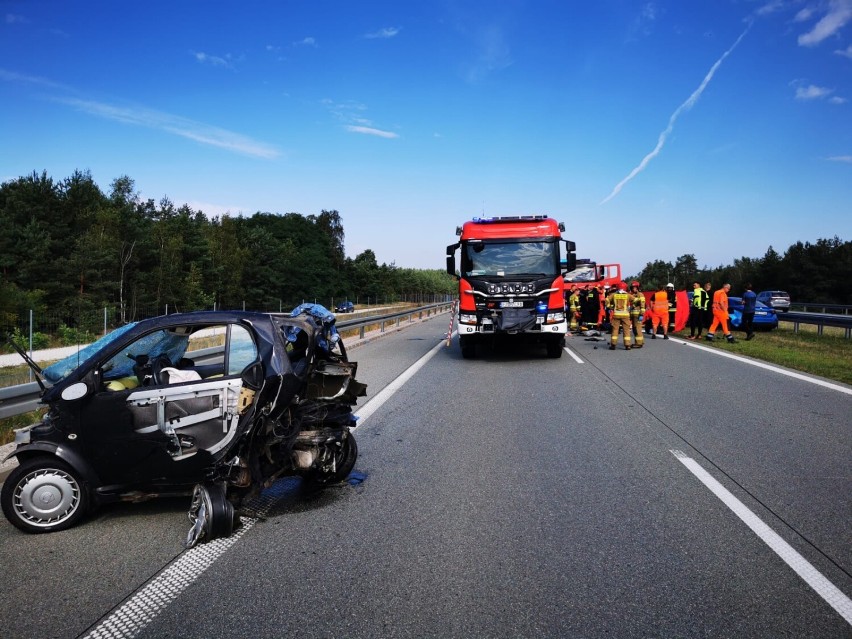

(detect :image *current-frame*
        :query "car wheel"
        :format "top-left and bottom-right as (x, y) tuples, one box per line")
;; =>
(308, 433), (358, 486)
(185, 482), (236, 548)
(1, 456), (89, 534)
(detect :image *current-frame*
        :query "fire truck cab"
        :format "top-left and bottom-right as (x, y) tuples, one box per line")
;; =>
(446, 215), (576, 359)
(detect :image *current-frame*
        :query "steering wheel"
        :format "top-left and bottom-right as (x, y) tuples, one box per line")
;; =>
(149, 354), (172, 385)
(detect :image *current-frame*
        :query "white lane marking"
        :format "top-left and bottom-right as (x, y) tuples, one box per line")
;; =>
(82, 332), (448, 638)
(82, 485), (284, 639)
(354, 337), (446, 428)
(673, 337), (852, 396)
(563, 345), (584, 363)
(671, 450), (852, 626)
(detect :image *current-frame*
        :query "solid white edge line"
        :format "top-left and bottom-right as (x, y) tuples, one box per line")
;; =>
(353, 336), (448, 428)
(563, 344), (584, 364)
(671, 336), (852, 396)
(670, 450), (852, 626)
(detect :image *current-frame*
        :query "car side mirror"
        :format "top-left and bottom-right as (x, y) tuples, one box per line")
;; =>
(60, 381), (89, 401)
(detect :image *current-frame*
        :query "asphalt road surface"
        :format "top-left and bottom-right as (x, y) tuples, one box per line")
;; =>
(1, 316), (850, 638)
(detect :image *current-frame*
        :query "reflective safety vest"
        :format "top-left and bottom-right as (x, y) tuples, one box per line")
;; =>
(608, 292), (631, 317)
(693, 288), (709, 310)
(652, 290), (669, 312)
(712, 289), (729, 313)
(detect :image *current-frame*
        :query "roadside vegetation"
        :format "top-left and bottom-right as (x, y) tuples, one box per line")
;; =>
(675, 325), (852, 386)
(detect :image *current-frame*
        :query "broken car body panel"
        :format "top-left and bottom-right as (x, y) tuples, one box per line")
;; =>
(2, 308), (365, 542)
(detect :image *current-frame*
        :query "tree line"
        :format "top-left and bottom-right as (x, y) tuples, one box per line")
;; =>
(0, 170), (456, 334)
(627, 238), (852, 304)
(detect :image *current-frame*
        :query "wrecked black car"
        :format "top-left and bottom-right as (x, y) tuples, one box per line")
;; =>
(1, 305), (365, 546)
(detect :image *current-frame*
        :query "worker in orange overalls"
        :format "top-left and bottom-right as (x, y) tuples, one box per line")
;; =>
(650, 286), (670, 339)
(606, 282), (633, 350)
(706, 283), (736, 343)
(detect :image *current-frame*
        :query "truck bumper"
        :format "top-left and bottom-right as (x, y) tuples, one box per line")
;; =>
(457, 319), (568, 336)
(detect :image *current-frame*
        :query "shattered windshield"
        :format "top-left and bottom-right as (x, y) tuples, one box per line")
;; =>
(43, 322), (138, 384)
(564, 265), (597, 282)
(462, 241), (559, 278)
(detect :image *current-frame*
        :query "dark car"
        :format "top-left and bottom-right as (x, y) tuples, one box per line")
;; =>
(756, 290), (791, 312)
(335, 301), (355, 313)
(2, 306), (365, 544)
(727, 296), (778, 331)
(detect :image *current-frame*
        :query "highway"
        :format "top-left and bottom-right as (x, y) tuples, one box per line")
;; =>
(0, 314), (850, 638)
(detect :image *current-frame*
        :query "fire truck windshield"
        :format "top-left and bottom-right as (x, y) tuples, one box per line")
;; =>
(462, 241), (559, 278)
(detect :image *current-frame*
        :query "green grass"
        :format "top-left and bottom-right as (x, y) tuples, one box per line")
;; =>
(675, 326), (852, 386)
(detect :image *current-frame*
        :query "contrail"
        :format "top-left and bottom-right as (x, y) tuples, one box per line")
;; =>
(600, 24), (751, 205)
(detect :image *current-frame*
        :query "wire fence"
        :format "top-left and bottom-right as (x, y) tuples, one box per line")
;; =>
(0, 294), (453, 387)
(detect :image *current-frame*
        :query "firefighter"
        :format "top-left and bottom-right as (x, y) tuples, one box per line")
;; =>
(666, 283), (677, 332)
(629, 281), (645, 348)
(582, 286), (599, 329)
(606, 282), (633, 350)
(706, 283), (736, 343)
(650, 286), (670, 339)
(568, 286), (582, 331)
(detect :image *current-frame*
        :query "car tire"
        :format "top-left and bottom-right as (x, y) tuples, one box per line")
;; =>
(308, 433), (358, 486)
(1, 456), (89, 534)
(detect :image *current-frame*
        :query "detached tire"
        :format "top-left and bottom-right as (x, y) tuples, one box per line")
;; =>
(1, 456), (89, 534)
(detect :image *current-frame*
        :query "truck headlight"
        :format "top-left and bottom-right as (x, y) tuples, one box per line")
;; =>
(546, 312), (565, 323)
(459, 313), (478, 324)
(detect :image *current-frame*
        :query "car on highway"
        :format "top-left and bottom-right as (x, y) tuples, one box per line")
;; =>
(756, 290), (791, 312)
(727, 296), (778, 331)
(335, 300), (355, 313)
(1, 306), (365, 543)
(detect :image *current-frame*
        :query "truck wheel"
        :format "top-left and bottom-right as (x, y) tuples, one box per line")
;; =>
(546, 337), (564, 358)
(460, 336), (476, 359)
(1, 456), (89, 534)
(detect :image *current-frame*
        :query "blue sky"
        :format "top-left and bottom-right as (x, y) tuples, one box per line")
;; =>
(2, 1), (850, 277)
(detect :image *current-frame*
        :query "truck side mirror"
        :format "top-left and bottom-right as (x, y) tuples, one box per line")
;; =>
(446, 243), (460, 278)
(563, 240), (577, 273)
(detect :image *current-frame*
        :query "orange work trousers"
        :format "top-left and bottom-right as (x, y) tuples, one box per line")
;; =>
(650, 310), (668, 334)
(709, 311), (729, 335)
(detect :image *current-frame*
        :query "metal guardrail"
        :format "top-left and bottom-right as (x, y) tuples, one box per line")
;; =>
(0, 303), (453, 421)
(779, 311), (852, 338)
(790, 303), (852, 315)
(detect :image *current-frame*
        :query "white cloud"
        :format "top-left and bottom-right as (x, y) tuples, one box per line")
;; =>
(365, 27), (400, 39)
(836, 44), (852, 57)
(294, 37), (317, 48)
(829, 95), (848, 103)
(345, 125), (399, 139)
(827, 155), (852, 162)
(5, 13), (28, 24)
(191, 51), (234, 68)
(55, 97), (281, 159)
(795, 83), (833, 99)
(798, 0), (852, 46)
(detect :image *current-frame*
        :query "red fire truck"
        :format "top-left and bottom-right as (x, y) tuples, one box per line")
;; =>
(563, 260), (623, 290)
(446, 215), (577, 358)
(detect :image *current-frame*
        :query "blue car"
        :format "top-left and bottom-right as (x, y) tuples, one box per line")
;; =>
(727, 296), (778, 331)
(335, 301), (355, 313)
